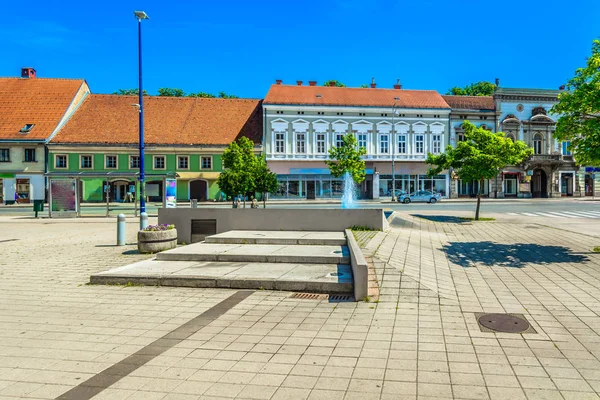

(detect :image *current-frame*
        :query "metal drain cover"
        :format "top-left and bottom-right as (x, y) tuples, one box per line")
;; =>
(478, 313), (530, 333)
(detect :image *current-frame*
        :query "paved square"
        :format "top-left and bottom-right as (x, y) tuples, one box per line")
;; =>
(1, 213), (600, 399)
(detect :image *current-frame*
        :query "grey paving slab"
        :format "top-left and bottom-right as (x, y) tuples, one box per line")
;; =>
(156, 243), (350, 264)
(205, 231), (347, 246)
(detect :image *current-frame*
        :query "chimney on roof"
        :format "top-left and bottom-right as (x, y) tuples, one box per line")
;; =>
(370, 77), (376, 88)
(275, 79), (282, 85)
(296, 80), (303, 86)
(308, 80), (317, 86)
(393, 79), (402, 90)
(559, 84), (565, 91)
(21, 67), (36, 79)
(495, 77), (500, 87)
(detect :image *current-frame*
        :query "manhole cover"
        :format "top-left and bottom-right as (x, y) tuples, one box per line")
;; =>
(478, 313), (530, 333)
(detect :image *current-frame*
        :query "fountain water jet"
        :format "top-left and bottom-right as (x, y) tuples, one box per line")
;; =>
(341, 172), (357, 209)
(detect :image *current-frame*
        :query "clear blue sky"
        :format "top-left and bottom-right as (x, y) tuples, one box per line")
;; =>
(1, 0), (598, 98)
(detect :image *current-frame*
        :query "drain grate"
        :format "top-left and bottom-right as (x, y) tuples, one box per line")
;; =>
(289, 293), (354, 302)
(475, 313), (536, 334)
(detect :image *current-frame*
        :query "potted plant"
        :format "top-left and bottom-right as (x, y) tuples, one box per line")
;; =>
(138, 224), (177, 254)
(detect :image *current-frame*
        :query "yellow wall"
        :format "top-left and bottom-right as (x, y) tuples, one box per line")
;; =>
(0, 144), (45, 173)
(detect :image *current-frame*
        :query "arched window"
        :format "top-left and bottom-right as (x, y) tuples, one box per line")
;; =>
(533, 133), (543, 154)
(505, 133), (516, 142)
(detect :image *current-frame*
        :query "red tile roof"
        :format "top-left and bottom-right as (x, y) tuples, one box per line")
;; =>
(0, 78), (86, 140)
(264, 84), (450, 109)
(53, 95), (263, 146)
(441, 95), (495, 111)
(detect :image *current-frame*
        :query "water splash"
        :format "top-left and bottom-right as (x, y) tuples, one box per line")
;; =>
(341, 172), (357, 209)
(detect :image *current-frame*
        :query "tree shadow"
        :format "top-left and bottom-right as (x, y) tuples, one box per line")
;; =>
(443, 241), (589, 268)
(412, 214), (471, 224)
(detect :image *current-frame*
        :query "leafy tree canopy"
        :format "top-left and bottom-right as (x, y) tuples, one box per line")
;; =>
(218, 91), (239, 99)
(113, 88), (148, 96)
(427, 122), (532, 219)
(326, 134), (367, 184)
(551, 39), (600, 165)
(187, 92), (216, 98)
(446, 81), (496, 96)
(253, 156), (279, 207)
(158, 87), (186, 97)
(323, 80), (346, 87)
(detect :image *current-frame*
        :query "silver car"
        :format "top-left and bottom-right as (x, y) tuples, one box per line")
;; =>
(398, 190), (441, 204)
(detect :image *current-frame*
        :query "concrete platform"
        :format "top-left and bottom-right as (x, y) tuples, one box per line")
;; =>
(205, 230), (347, 246)
(90, 259), (353, 294)
(155, 243), (350, 264)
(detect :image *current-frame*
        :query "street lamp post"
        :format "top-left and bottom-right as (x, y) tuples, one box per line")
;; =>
(134, 10), (149, 213)
(391, 104), (398, 202)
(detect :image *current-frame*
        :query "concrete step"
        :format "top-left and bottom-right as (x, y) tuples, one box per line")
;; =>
(155, 243), (350, 264)
(205, 230), (347, 246)
(90, 259), (353, 294)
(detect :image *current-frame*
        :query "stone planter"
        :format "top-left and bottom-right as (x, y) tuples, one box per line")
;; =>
(138, 229), (177, 254)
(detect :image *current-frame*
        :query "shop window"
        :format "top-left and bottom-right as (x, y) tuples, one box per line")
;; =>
(55, 154), (67, 168)
(0, 148), (9, 162)
(178, 156), (189, 169)
(81, 155), (92, 169)
(201, 156), (212, 170)
(130, 155), (140, 169)
(316, 134), (326, 153)
(105, 155), (117, 169)
(24, 148), (36, 162)
(275, 133), (285, 153)
(154, 156), (166, 169)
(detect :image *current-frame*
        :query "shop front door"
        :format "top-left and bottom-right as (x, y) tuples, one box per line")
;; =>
(306, 181), (316, 200)
(16, 178), (30, 203)
(585, 174), (594, 196)
(190, 180), (207, 201)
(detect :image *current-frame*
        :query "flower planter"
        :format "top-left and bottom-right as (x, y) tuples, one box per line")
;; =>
(138, 228), (177, 254)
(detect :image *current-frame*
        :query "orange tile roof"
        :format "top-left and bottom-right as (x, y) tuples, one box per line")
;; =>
(264, 84), (450, 109)
(0, 78), (86, 140)
(441, 95), (495, 111)
(53, 95), (263, 146)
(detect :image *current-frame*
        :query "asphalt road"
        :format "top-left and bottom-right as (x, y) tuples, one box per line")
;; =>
(2, 198), (600, 217)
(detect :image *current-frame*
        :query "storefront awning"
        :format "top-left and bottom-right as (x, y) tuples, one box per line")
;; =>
(176, 172), (220, 180)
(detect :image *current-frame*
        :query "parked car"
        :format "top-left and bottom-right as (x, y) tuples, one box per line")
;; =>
(397, 190), (441, 204)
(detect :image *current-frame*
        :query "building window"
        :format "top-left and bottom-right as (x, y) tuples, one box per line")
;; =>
(562, 141), (572, 156)
(432, 135), (441, 154)
(275, 133), (285, 153)
(178, 156), (189, 169)
(505, 134), (515, 142)
(201, 156), (212, 170)
(533, 134), (543, 154)
(55, 154), (67, 169)
(457, 133), (465, 142)
(316, 134), (326, 153)
(24, 148), (36, 162)
(81, 155), (92, 169)
(398, 135), (406, 154)
(358, 134), (368, 151)
(130, 155), (140, 169)
(0, 149), (9, 162)
(296, 133), (305, 153)
(154, 156), (165, 169)
(380, 134), (389, 154)
(335, 134), (344, 148)
(415, 135), (424, 154)
(105, 155), (117, 169)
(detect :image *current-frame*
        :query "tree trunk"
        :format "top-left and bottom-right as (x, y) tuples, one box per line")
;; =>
(475, 178), (483, 220)
(263, 192), (266, 208)
(232, 199), (235, 209)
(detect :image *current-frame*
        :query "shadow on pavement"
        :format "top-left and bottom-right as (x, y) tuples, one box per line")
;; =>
(443, 241), (589, 268)
(412, 214), (470, 224)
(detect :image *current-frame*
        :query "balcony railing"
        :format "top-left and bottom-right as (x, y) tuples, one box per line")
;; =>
(528, 154), (574, 162)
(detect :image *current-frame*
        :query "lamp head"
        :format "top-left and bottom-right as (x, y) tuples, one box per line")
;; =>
(134, 11), (149, 20)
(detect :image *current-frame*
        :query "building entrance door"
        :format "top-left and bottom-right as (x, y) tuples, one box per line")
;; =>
(306, 181), (316, 200)
(16, 178), (30, 203)
(505, 178), (517, 196)
(0, 178), (3, 203)
(561, 174), (574, 196)
(531, 169), (547, 198)
(190, 180), (207, 201)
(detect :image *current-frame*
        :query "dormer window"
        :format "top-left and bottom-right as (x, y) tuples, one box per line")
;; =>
(20, 124), (34, 133)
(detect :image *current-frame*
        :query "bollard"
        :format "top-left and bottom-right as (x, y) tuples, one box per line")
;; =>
(140, 212), (149, 231)
(117, 214), (126, 246)
(191, 199), (198, 208)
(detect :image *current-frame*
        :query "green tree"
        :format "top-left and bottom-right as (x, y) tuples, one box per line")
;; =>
(427, 122), (532, 220)
(218, 91), (239, 99)
(113, 88), (148, 96)
(188, 92), (216, 98)
(253, 156), (279, 208)
(157, 88), (186, 97)
(323, 80), (346, 87)
(217, 137), (257, 208)
(446, 81), (496, 96)
(551, 39), (600, 165)
(326, 134), (367, 184)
